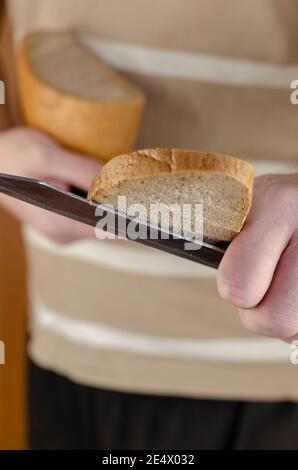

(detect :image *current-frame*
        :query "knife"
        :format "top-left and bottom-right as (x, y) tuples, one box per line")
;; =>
(0, 173), (228, 269)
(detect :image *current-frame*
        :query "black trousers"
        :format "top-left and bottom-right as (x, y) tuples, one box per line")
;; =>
(28, 360), (298, 450)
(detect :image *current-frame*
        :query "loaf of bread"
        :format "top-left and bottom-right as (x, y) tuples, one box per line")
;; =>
(88, 148), (255, 242)
(17, 31), (145, 161)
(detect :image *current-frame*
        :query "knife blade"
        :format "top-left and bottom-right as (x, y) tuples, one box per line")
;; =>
(0, 173), (228, 269)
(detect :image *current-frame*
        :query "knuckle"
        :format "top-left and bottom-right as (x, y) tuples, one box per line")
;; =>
(239, 308), (297, 339)
(285, 232), (298, 257)
(37, 219), (60, 241)
(258, 310), (297, 340)
(21, 132), (55, 171)
(218, 275), (260, 308)
(31, 143), (52, 169)
(239, 310), (257, 333)
(267, 181), (298, 216)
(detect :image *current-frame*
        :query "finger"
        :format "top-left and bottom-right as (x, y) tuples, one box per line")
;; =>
(47, 148), (102, 191)
(0, 197), (94, 241)
(16, 200), (120, 242)
(217, 175), (297, 309)
(39, 214), (121, 243)
(239, 231), (298, 340)
(45, 178), (69, 191)
(0, 187), (122, 242)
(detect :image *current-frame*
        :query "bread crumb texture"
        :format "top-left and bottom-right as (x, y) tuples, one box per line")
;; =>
(88, 148), (255, 242)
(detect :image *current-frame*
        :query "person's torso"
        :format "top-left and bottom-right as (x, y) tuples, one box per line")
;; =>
(7, 0), (298, 400)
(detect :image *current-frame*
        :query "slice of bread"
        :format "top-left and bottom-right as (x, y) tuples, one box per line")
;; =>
(17, 31), (145, 161)
(88, 148), (255, 242)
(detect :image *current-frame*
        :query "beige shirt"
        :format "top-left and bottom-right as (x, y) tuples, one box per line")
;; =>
(7, 0), (298, 400)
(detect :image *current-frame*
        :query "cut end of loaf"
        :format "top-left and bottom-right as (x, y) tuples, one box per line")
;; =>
(16, 30), (145, 160)
(88, 148), (255, 242)
(22, 30), (144, 102)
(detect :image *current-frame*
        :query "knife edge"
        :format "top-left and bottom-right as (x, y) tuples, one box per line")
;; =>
(0, 173), (227, 268)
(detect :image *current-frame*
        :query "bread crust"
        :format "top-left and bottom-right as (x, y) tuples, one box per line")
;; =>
(88, 148), (255, 200)
(17, 33), (145, 161)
